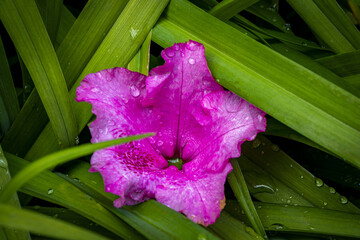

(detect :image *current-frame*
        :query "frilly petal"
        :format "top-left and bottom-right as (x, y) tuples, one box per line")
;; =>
(76, 40), (266, 226)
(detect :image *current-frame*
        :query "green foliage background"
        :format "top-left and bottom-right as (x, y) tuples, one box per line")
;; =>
(0, 0), (359, 239)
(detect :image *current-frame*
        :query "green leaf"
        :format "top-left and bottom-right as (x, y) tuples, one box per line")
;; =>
(26, 0), (170, 161)
(6, 153), (144, 240)
(227, 159), (267, 238)
(227, 201), (360, 238)
(286, 0), (356, 53)
(210, 211), (263, 240)
(0, 36), (19, 124)
(65, 161), (220, 240)
(127, 30), (152, 75)
(152, 0), (360, 168)
(0, 133), (153, 203)
(0, 145), (31, 240)
(0, 0), (78, 148)
(313, 0), (360, 49)
(0, 203), (110, 240)
(242, 135), (360, 213)
(2, 0), (128, 157)
(36, 0), (63, 45)
(28, 207), (121, 239)
(315, 49), (360, 77)
(209, 0), (259, 21)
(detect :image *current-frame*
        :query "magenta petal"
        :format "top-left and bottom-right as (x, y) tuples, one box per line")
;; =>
(76, 40), (266, 226)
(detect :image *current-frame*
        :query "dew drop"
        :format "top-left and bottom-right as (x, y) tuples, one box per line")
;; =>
(329, 187), (336, 194)
(323, 201), (328, 206)
(130, 85), (140, 97)
(340, 196), (348, 204)
(289, 164), (293, 168)
(271, 144), (279, 151)
(157, 140), (163, 146)
(300, 175), (304, 179)
(75, 136), (80, 145)
(302, 42), (308, 46)
(225, 93), (241, 113)
(165, 48), (175, 57)
(0, 159), (8, 169)
(197, 233), (207, 240)
(47, 189), (54, 195)
(286, 199), (291, 204)
(91, 87), (99, 93)
(129, 27), (139, 39)
(252, 138), (261, 148)
(175, 44), (180, 50)
(272, 18), (277, 22)
(73, 178), (80, 182)
(216, 79), (220, 83)
(186, 41), (199, 51)
(270, 223), (284, 230)
(188, 58), (195, 64)
(315, 178), (324, 187)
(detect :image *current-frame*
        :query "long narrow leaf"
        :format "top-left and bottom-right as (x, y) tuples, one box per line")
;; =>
(227, 158), (267, 238)
(286, 0), (355, 53)
(209, 0), (259, 21)
(6, 154), (144, 240)
(0, 133), (153, 203)
(0, 0), (78, 148)
(0, 146), (31, 240)
(152, 0), (360, 167)
(227, 201), (360, 238)
(0, 36), (19, 124)
(26, 0), (169, 161)
(0, 203), (110, 240)
(2, 0), (128, 157)
(242, 136), (360, 213)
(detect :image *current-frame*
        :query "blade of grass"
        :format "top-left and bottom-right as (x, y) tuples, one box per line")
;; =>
(6, 153), (145, 240)
(2, 0), (128, 157)
(55, 3), (76, 47)
(242, 135), (360, 213)
(313, 0), (360, 49)
(36, 0), (63, 45)
(209, 211), (263, 240)
(227, 201), (360, 238)
(0, 203), (110, 240)
(286, 0), (355, 53)
(152, 0), (360, 167)
(0, 0), (78, 148)
(265, 118), (338, 156)
(65, 161), (220, 240)
(0, 96), (10, 137)
(27, 207), (120, 239)
(0, 133), (153, 203)
(227, 158), (267, 238)
(127, 30), (152, 75)
(26, 0), (169, 161)
(209, 0), (259, 21)
(246, 0), (293, 33)
(0, 36), (19, 124)
(315, 49), (360, 77)
(0, 146), (31, 240)
(239, 155), (313, 206)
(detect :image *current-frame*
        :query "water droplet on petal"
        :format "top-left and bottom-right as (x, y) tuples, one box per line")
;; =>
(225, 93), (241, 113)
(175, 44), (180, 50)
(91, 87), (99, 93)
(165, 48), (175, 57)
(157, 140), (163, 146)
(130, 85), (140, 97)
(186, 41), (199, 51)
(188, 58), (195, 64)
(315, 178), (324, 187)
(47, 189), (54, 195)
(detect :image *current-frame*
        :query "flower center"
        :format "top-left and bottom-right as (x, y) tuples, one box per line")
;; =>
(168, 158), (183, 170)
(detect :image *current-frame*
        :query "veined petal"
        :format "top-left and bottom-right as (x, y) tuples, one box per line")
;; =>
(76, 40), (266, 226)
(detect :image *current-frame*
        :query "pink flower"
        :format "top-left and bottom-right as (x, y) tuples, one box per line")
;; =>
(76, 40), (266, 226)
